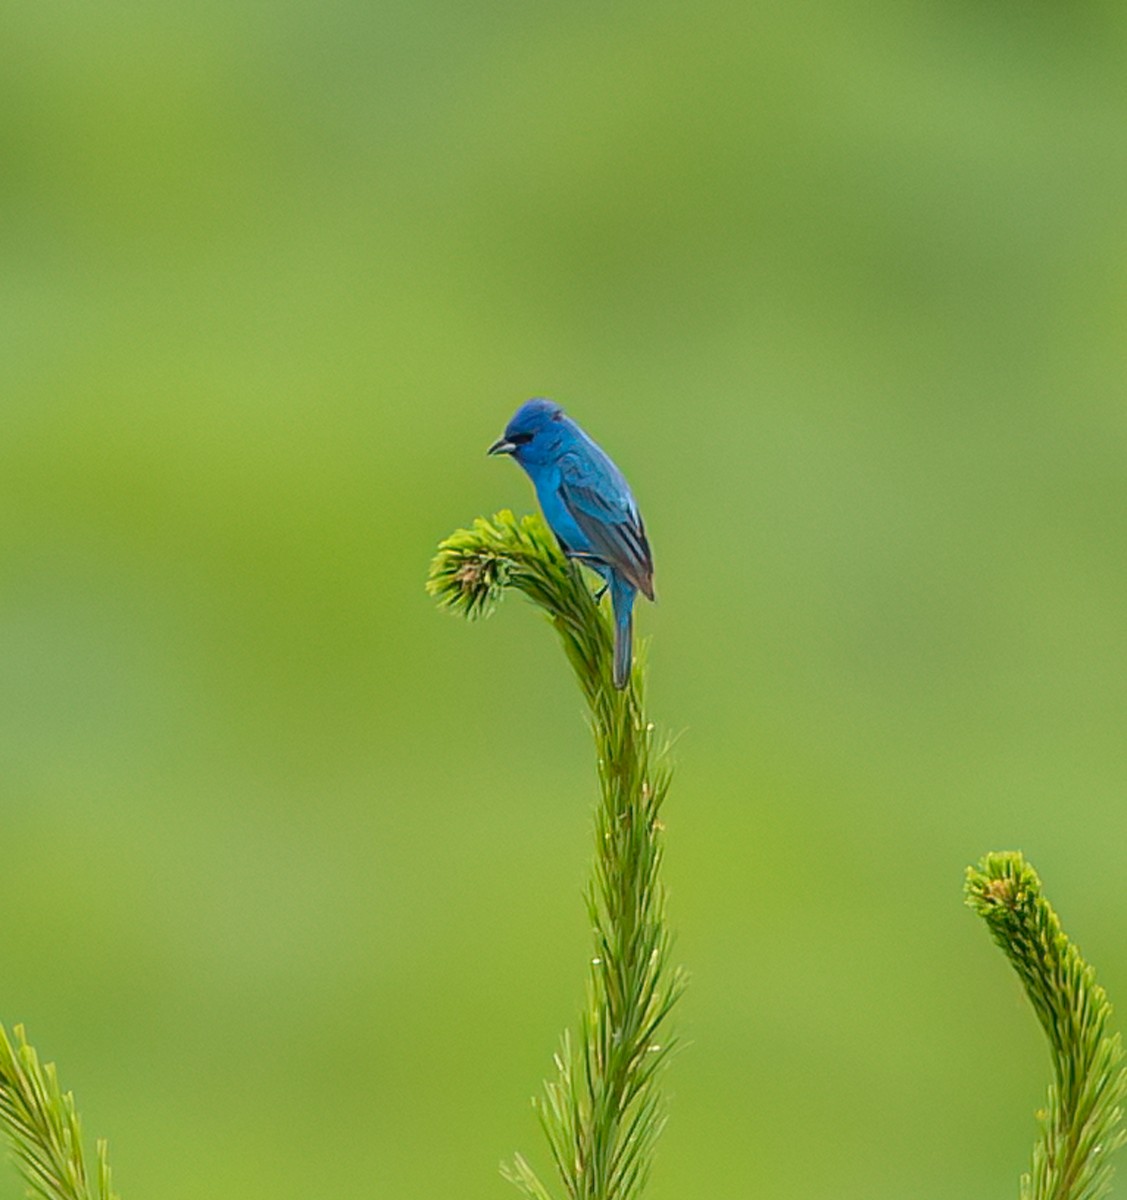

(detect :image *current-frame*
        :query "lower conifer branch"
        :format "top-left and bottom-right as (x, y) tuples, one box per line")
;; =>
(0, 1023), (119, 1200)
(967, 852), (1127, 1200)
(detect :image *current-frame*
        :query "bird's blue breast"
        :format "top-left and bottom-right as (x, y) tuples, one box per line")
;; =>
(517, 460), (594, 557)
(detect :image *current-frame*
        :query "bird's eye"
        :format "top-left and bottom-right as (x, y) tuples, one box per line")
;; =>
(508, 432), (533, 446)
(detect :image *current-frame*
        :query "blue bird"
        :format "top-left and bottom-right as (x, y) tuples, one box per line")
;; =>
(488, 398), (654, 690)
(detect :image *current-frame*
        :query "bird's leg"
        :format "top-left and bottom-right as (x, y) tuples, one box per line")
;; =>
(565, 549), (611, 603)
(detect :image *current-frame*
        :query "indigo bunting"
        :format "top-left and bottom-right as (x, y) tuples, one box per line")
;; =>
(488, 398), (654, 689)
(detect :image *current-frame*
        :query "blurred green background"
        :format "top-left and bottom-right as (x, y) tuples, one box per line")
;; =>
(3, 2), (1127, 1197)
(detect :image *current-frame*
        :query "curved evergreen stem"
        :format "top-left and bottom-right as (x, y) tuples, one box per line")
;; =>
(428, 510), (684, 1200)
(967, 852), (1127, 1200)
(0, 1023), (119, 1200)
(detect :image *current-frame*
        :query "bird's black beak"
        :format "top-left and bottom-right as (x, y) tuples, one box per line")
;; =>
(487, 437), (516, 456)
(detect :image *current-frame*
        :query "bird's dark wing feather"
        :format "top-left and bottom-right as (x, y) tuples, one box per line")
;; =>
(557, 451), (654, 599)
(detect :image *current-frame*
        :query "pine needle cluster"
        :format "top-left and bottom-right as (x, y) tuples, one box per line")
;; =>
(0, 1023), (118, 1200)
(967, 851), (1127, 1200)
(429, 510), (684, 1200)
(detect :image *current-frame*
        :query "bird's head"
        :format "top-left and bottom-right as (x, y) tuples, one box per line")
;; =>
(487, 398), (565, 466)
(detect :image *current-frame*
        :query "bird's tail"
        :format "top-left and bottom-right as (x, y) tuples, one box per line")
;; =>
(610, 576), (636, 690)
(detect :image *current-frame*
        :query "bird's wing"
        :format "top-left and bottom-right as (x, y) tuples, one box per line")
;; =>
(557, 450), (654, 600)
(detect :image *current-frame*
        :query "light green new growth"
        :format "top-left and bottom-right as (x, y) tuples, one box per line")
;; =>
(967, 852), (1127, 1200)
(428, 510), (684, 1200)
(0, 1023), (119, 1200)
